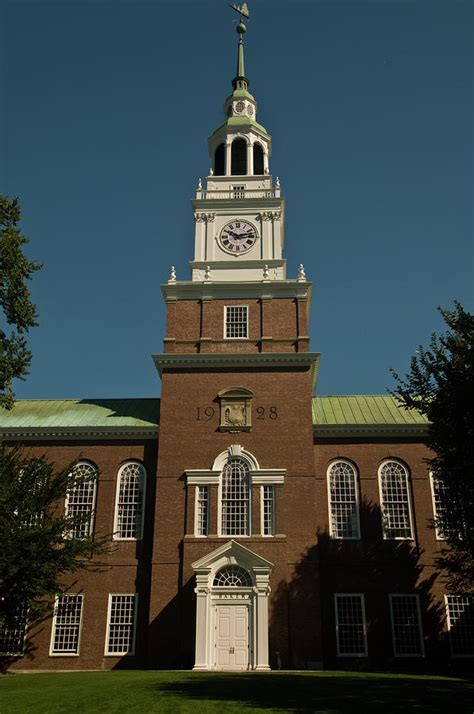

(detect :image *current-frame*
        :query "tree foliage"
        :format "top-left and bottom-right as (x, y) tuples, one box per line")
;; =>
(0, 445), (109, 637)
(391, 301), (474, 590)
(0, 195), (41, 410)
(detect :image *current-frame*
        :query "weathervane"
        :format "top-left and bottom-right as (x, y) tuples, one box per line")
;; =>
(229, 3), (250, 23)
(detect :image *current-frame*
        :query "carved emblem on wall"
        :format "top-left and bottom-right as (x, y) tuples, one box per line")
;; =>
(218, 387), (253, 432)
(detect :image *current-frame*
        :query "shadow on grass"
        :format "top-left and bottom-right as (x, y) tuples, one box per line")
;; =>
(150, 671), (474, 713)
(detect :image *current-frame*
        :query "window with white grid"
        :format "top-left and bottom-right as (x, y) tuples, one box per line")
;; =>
(50, 594), (83, 655)
(0, 605), (27, 656)
(65, 462), (97, 538)
(445, 595), (473, 657)
(335, 594), (367, 656)
(225, 305), (248, 339)
(106, 594), (137, 656)
(379, 461), (414, 539)
(114, 462), (146, 540)
(196, 486), (209, 536)
(328, 461), (360, 539)
(389, 594), (424, 657)
(262, 485), (275, 536)
(221, 458), (250, 536)
(232, 185), (245, 199)
(430, 473), (450, 540)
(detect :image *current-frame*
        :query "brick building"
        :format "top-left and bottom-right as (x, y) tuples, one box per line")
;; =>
(1, 11), (471, 672)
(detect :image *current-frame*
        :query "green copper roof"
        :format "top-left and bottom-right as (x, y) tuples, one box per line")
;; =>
(313, 395), (429, 436)
(0, 399), (160, 438)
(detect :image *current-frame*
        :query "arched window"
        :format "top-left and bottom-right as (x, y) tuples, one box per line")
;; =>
(214, 143), (225, 176)
(253, 143), (264, 175)
(378, 460), (413, 539)
(65, 461), (97, 538)
(327, 460), (360, 539)
(114, 462), (146, 540)
(231, 138), (247, 176)
(213, 565), (252, 587)
(221, 457), (250, 536)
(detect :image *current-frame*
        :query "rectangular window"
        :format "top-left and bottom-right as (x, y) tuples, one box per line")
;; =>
(262, 485), (275, 536)
(0, 605), (27, 656)
(445, 595), (473, 657)
(225, 305), (248, 339)
(389, 594), (424, 657)
(50, 594), (83, 655)
(334, 594), (367, 656)
(106, 595), (137, 656)
(430, 473), (449, 540)
(232, 185), (245, 199)
(196, 486), (209, 536)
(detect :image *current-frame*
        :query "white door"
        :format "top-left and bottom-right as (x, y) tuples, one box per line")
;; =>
(215, 605), (249, 670)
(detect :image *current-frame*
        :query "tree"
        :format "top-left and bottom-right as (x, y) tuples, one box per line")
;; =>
(0, 445), (109, 660)
(391, 301), (474, 591)
(0, 195), (41, 410)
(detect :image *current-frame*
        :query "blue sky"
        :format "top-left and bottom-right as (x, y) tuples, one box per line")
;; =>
(2, 0), (472, 399)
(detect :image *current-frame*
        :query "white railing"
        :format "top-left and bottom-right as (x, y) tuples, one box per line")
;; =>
(196, 188), (280, 200)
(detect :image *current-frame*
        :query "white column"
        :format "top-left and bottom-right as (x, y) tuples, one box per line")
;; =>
(263, 150), (269, 174)
(247, 140), (253, 176)
(193, 576), (210, 670)
(254, 577), (271, 671)
(225, 141), (232, 176)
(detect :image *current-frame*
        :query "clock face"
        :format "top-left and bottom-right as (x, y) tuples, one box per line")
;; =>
(219, 220), (258, 255)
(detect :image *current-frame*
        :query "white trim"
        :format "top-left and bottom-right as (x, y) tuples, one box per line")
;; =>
(334, 593), (368, 657)
(104, 593), (138, 657)
(389, 593), (425, 658)
(327, 460), (361, 540)
(378, 460), (415, 540)
(49, 594), (84, 657)
(444, 594), (474, 658)
(186, 471), (221, 486)
(113, 461), (147, 541)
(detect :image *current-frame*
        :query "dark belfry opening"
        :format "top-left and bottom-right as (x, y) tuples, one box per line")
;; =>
(231, 138), (247, 175)
(214, 143), (225, 176)
(253, 143), (264, 175)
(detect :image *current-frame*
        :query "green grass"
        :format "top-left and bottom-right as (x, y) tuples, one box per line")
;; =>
(0, 670), (472, 713)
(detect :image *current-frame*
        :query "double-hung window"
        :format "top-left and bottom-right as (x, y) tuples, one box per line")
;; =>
(225, 305), (248, 339)
(106, 594), (138, 656)
(50, 594), (83, 655)
(445, 595), (473, 657)
(389, 594), (424, 657)
(379, 460), (414, 539)
(0, 605), (27, 656)
(262, 485), (275, 536)
(195, 486), (209, 536)
(221, 458), (250, 536)
(334, 594), (368, 656)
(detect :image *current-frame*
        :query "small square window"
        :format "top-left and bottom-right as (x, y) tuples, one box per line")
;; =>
(225, 306), (248, 339)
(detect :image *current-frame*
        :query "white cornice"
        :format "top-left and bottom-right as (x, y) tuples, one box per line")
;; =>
(0, 427), (159, 441)
(153, 351), (321, 387)
(161, 279), (312, 302)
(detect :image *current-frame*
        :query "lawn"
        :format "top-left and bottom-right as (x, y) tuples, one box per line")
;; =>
(0, 670), (472, 713)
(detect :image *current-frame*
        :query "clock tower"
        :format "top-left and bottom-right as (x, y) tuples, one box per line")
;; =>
(150, 8), (322, 671)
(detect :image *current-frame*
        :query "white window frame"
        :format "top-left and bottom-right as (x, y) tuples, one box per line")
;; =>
(430, 472), (448, 540)
(389, 594), (425, 658)
(224, 305), (249, 339)
(327, 460), (361, 540)
(49, 594), (84, 657)
(219, 457), (251, 537)
(334, 593), (368, 657)
(113, 461), (147, 541)
(261, 484), (275, 536)
(194, 485), (209, 537)
(105, 594), (138, 657)
(65, 461), (98, 538)
(378, 460), (415, 540)
(445, 594), (474, 658)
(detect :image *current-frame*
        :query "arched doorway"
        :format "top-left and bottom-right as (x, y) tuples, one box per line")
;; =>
(192, 540), (273, 671)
